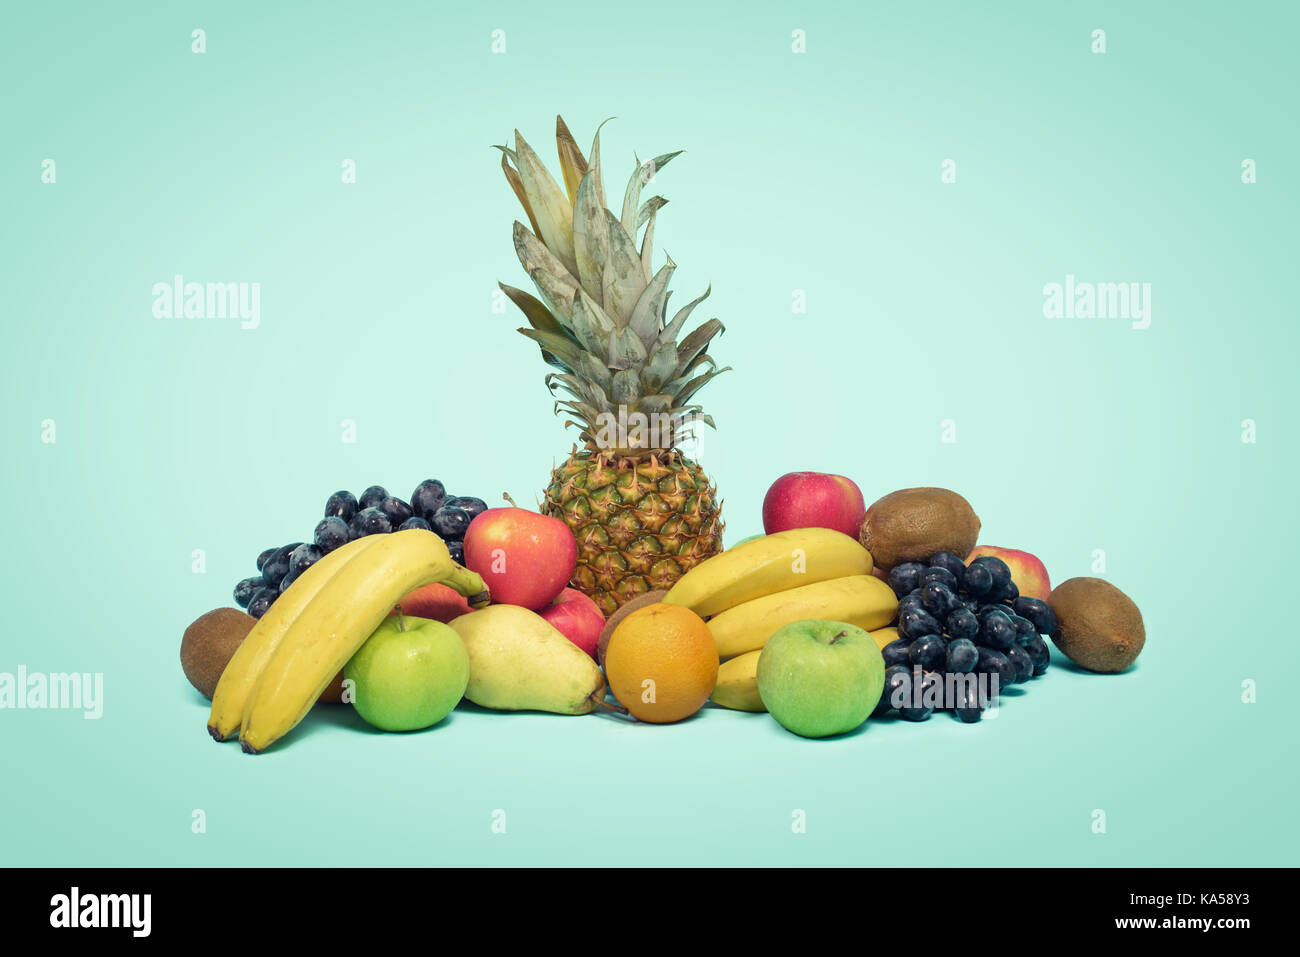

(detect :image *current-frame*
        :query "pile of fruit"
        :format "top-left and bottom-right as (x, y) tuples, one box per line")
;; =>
(179, 115), (1147, 753)
(232, 480), (487, 619)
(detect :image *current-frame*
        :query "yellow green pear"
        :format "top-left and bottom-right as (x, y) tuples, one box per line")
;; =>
(449, 604), (607, 714)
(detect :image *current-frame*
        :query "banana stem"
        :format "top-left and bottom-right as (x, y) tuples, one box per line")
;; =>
(439, 564), (490, 607)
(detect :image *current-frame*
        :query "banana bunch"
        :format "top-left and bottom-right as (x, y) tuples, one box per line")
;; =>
(208, 529), (489, 754)
(665, 529), (897, 710)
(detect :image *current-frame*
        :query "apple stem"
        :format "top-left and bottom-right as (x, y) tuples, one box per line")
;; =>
(395, 605), (406, 632)
(830, 630), (847, 645)
(502, 492), (518, 508)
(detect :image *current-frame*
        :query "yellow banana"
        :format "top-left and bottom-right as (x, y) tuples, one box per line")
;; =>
(207, 535), (382, 741)
(664, 528), (873, 619)
(709, 650), (765, 712)
(706, 574), (898, 660)
(869, 626), (900, 652)
(239, 530), (488, 754)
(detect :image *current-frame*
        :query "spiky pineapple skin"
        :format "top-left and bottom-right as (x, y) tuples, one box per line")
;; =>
(543, 449), (723, 617)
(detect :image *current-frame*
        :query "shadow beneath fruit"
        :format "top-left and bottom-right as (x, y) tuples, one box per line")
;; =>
(292, 703), (377, 740)
(298, 703), (470, 740)
(185, 688), (211, 710)
(1051, 656), (1141, 677)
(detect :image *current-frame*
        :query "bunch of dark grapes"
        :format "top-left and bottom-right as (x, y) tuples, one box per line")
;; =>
(872, 552), (1059, 723)
(232, 480), (488, 619)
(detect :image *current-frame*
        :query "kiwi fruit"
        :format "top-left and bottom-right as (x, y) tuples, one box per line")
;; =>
(181, 608), (256, 699)
(858, 487), (980, 571)
(180, 607), (347, 702)
(1048, 577), (1145, 673)
(597, 590), (668, 669)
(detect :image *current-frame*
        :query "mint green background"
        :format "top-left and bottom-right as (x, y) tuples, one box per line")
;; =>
(3, 1), (1296, 866)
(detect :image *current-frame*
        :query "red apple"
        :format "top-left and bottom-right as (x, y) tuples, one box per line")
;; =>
(966, 546), (1051, 601)
(762, 472), (866, 538)
(464, 507), (577, 611)
(539, 588), (606, 658)
(389, 582), (472, 623)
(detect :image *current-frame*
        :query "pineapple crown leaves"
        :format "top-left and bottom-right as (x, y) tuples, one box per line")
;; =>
(496, 115), (728, 440)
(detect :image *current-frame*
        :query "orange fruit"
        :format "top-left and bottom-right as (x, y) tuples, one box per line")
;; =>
(605, 603), (718, 723)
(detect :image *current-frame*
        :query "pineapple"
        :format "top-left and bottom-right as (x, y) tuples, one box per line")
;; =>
(497, 116), (727, 616)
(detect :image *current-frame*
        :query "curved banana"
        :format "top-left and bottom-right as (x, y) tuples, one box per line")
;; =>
(707, 574), (897, 659)
(709, 650), (764, 712)
(207, 535), (382, 741)
(239, 530), (487, 754)
(664, 528), (873, 618)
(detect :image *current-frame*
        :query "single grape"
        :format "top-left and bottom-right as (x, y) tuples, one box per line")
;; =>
(898, 608), (942, 640)
(988, 579), (1019, 603)
(379, 497), (414, 528)
(432, 505), (472, 539)
(979, 612), (1017, 652)
(350, 507), (392, 537)
(411, 479), (447, 522)
(909, 635), (948, 671)
(233, 577), (262, 608)
(897, 591), (925, 618)
(969, 555), (1011, 591)
(1012, 597), (1059, 637)
(882, 638), (912, 669)
(921, 566), (959, 590)
(248, 588), (277, 619)
(945, 606), (979, 642)
(1006, 644), (1034, 683)
(899, 670), (939, 721)
(288, 543), (322, 577)
(961, 562), (993, 597)
(952, 678), (985, 723)
(399, 516), (432, 532)
(928, 551), (967, 579)
(1023, 633), (1051, 676)
(445, 496), (488, 519)
(446, 540), (465, 565)
(921, 582), (960, 619)
(256, 547), (277, 572)
(1006, 615), (1036, 646)
(324, 490), (358, 522)
(976, 648), (1015, 694)
(946, 637), (979, 673)
(314, 516), (349, 553)
(978, 603), (1014, 624)
(874, 665), (911, 716)
(359, 485), (389, 510)
(887, 562), (926, 598)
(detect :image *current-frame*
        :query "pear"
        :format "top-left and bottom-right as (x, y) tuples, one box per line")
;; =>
(450, 605), (608, 714)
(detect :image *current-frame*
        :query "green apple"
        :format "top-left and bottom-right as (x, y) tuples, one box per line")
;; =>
(345, 613), (470, 732)
(756, 619), (885, 738)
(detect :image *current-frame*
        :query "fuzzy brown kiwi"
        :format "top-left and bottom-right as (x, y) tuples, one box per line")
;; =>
(596, 590), (668, 669)
(858, 487), (981, 571)
(1048, 577), (1145, 673)
(181, 607), (348, 702)
(181, 608), (257, 699)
